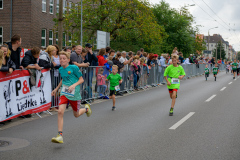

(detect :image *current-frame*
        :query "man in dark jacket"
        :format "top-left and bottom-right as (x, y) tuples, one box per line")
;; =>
(6, 35), (23, 69)
(21, 47), (42, 70)
(83, 43), (98, 99)
(84, 43), (98, 65)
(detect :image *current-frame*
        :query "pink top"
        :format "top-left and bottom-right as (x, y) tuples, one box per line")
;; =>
(97, 74), (106, 85)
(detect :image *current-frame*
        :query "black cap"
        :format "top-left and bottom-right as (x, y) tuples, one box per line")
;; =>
(85, 43), (92, 48)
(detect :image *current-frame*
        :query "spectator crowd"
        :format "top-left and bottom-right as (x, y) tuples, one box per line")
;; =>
(0, 35), (228, 125)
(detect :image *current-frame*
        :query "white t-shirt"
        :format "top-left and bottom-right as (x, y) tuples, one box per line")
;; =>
(119, 57), (128, 70)
(52, 55), (60, 77)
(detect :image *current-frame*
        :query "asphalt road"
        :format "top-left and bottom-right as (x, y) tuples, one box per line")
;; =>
(1, 71), (240, 160)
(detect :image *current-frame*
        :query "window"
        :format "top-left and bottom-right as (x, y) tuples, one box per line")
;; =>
(41, 29), (46, 48)
(50, 0), (54, 14)
(56, 32), (58, 44)
(0, 0), (3, 9)
(63, 32), (66, 47)
(69, 1), (73, 12)
(56, 0), (59, 13)
(63, 0), (67, 13)
(68, 34), (72, 45)
(42, 0), (46, 12)
(49, 30), (53, 45)
(211, 44), (213, 47)
(0, 27), (3, 45)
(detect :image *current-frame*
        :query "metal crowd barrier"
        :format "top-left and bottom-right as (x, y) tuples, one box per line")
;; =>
(50, 63), (226, 108)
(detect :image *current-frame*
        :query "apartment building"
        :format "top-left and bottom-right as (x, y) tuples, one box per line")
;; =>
(204, 34), (229, 58)
(0, 0), (79, 48)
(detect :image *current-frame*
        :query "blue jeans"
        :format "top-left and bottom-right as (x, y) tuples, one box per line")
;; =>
(134, 72), (138, 88)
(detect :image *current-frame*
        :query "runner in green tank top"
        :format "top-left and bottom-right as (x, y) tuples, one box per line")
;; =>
(164, 55), (185, 116)
(232, 59), (238, 79)
(204, 64), (210, 81)
(212, 63), (219, 81)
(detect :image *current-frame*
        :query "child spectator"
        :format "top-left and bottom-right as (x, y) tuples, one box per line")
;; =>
(132, 55), (140, 90)
(97, 68), (107, 97)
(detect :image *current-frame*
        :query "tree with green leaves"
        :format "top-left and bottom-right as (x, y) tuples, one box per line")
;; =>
(54, 0), (166, 53)
(152, 1), (200, 56)
(212, 41), (226, 60)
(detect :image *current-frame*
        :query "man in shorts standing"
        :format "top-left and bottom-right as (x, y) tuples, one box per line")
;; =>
(164, 55), (185, 116)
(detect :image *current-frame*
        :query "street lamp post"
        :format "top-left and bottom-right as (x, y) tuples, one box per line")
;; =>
(208, 26), (218, 57)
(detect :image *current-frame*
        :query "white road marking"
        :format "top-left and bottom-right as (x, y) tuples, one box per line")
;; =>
(206, 95), (216, 102)
(229, 82), (232, 84)
(220, 87), (226, 91)
(169, 112), (195, 130)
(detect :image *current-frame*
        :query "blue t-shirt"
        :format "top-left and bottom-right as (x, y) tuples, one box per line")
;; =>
(103, 54), (108, 60)
(59, 65), (82, 100)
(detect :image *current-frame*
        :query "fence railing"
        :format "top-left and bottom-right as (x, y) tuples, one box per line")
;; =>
(51, 63), (226, 107)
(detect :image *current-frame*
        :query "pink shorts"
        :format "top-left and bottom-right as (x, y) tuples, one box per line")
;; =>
(59, 95), (81, 112)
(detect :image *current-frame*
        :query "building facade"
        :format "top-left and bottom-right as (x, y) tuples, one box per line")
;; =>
(0, 0), (79, 49)
(203, 34), (229, 59)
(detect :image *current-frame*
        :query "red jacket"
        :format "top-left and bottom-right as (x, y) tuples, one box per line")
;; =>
(96, 55), (107, 75)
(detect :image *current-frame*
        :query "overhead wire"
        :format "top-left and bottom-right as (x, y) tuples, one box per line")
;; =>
(193, 0), (240, 48)
(201, 0), (240, 44)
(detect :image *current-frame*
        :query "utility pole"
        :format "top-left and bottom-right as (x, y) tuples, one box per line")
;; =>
(81, 0), (83, 46)
(58, 0), (63, 50)
(220, 37), (222, 59)
(216, 42), (217, 59)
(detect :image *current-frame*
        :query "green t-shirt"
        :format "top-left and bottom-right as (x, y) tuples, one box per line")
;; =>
(59, 65), (82, 101)
(232, 63), (238, 70)
(213, 67), (219, 74)
(164, 64), (186, 89)
(205, 68), (209, 74)
(107, 73), (122, 90)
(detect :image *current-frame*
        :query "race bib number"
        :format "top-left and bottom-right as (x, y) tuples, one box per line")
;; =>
(61, 84), (75, 97)
(205, 70), (209, 73)
(171, 78), (180, 84)
(115, 85), (120, 91)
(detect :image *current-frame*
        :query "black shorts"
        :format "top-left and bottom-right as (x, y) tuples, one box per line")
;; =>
(109, 90), (117, 96)
(205, 73), (209, 77)
(233, 70), (237, 73)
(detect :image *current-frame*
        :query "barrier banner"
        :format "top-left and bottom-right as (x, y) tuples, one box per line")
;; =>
(0, 69), (52, 122)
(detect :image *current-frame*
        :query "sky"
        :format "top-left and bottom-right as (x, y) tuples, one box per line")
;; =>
(149, 0), (240, 51)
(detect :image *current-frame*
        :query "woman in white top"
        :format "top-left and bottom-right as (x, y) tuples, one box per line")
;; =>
(50, 45), (61, 111)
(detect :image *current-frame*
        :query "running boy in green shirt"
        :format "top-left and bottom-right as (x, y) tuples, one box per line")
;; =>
(51, 51), (92, 143)
(106, 65), (122, 111)
(164, 55), (185, 116)
(232, 59), (238, 79)
(204, 64), (210, 81)
(212, 63), (219, 81)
